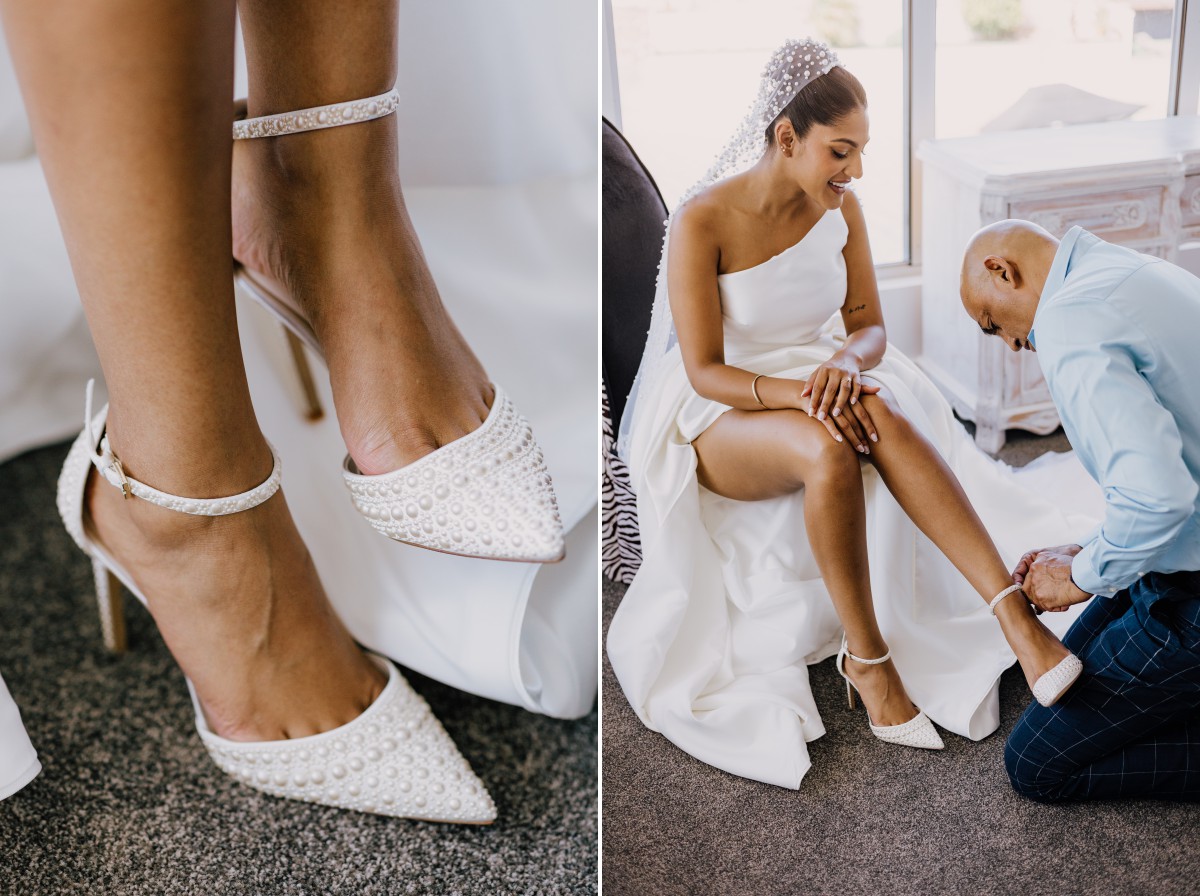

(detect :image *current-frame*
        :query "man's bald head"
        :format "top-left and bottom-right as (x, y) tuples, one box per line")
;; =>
(959, 219), (1059, 354)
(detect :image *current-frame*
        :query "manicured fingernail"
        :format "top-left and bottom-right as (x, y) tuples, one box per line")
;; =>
(870, 433), (878, 442)
(850, 397), (857, 405)
(863, 446), (870, 455)
(807, 407), (813, 416)
(817, 411), (825, 421)
(835, 435), (843, 442)
(832, 408), (841, 417)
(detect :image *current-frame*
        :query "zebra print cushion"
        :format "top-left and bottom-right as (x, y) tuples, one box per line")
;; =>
(602, 379), (641, 584)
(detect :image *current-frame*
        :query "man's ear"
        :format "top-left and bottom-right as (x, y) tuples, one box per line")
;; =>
(983, 254), (1017, 290)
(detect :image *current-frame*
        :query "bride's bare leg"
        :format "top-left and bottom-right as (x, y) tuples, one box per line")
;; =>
(857, 390), (1072, 688)
(694, 409), (919, 727)
(0, 0), (384, 740)
(233, 0), (492, 475)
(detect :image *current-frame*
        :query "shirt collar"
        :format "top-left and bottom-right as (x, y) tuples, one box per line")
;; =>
(1030, 225), (1087, 349)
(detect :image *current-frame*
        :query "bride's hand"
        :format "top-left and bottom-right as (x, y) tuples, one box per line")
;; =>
(801, 361), (881, 451)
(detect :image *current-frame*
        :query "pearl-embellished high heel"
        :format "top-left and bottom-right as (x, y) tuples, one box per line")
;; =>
(989, 584), (1084, 708)
(835, 636), (945, 751)
(231, 89), (565, 564)
(56, 381), (497, 823)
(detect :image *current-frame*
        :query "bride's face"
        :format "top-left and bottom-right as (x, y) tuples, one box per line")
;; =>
(793, 106), (869, 210)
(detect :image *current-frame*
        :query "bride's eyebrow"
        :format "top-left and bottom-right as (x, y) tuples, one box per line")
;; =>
(831, 138), (859, 148)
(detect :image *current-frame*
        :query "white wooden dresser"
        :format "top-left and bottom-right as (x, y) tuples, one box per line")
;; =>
(917, 116), (1200, 453)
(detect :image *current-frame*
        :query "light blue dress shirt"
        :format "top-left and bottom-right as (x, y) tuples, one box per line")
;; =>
(1030, 226), (1200, 596)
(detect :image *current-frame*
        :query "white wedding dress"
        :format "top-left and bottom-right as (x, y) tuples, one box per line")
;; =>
(607, 207), (1104, 789)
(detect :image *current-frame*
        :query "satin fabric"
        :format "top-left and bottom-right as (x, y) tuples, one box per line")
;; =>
(238, 177), (598, 718)
(607, 208), (1104, 789)
(0, 671), (39, 801)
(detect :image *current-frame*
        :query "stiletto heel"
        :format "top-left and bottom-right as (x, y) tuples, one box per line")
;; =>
(282, 327), (324, 422)
(835, 636), (944, 750)
(237, 289), (325, 422)
(231, 90), (564, 564)
(990, 584), (1084, 707)
(92, 558), (127, 654)
(56, 381), (497, 823)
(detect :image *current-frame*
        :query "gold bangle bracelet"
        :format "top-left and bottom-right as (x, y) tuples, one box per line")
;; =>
(751, 374), (768, 409)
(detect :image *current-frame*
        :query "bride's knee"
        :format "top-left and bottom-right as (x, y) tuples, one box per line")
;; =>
(859, 387), (908, 430)
(798, 426), (861, 485)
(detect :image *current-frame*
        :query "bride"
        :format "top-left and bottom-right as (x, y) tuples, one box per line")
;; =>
(608, 38), (1099, 788)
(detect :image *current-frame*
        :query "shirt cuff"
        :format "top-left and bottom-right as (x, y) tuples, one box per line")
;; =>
(1070, 544), (1127, 597)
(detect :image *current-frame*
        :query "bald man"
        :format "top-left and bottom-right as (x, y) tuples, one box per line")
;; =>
(960, 220), (1200, 803)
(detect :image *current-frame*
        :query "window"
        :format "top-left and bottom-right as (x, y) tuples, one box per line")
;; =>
(610, 0), (908, 265)
(607, 0), (1198, 270)
(935, 0), (1177, 139)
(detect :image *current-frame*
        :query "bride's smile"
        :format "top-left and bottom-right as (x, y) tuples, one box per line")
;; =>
(784, 107), (869, 210)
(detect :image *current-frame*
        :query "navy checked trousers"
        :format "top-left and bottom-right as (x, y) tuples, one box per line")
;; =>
(1004, 570), (1200, 802)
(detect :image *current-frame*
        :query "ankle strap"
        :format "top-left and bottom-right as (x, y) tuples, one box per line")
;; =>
(83, 380), (282, 516)
(232, 87), (400, 140)
(989, 583), (1025, 615)
(844, 645), (891, 665)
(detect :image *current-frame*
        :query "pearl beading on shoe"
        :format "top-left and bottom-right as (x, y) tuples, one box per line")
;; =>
(835, 636), (945, 751)
(868, 711), (946, 750)
(1032, 653), (1084, 708)
(989, 583), (1025, 614)
(342, 386), (565, 563)
(79, 381), (282, 516)
(987, 583), (1084, 706)
(232, 88), (400, 140)
(196, 657), (496, 823)
(55, 389), (498, 823)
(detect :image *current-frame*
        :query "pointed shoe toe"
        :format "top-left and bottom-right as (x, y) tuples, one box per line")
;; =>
(342, 385), (565, 563)
(194, 657), (497, 824)
(869, 711), (945, 751)
(1032, 653), (1083, 708)
(57, 388), (494, 823)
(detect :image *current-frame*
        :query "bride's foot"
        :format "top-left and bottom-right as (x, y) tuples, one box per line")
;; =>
(839, 645), (922, 727)
(232, 113), (492, 476)
(836, 638), (944, 749)
(994, 595), (1075, 696)
(85, 442), (385, 742)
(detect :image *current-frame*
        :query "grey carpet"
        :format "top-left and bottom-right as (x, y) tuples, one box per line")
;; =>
(601, 427), (1200, 896)
(0, 442), (596, 896)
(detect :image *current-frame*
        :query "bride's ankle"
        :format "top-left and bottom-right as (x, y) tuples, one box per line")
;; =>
(84, 430), (278, 556)
(102, 403), (274, 497)
(995, 599), (1069, 672)
(236, 114), (399, 200)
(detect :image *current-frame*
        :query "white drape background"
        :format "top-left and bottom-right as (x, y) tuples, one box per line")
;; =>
(0, 1), (598, 722)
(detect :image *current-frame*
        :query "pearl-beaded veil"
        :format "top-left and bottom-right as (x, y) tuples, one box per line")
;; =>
(615, 38), (840, 462)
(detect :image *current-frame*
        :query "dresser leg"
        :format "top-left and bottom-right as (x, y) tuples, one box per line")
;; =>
(975, 418), (1005, 456)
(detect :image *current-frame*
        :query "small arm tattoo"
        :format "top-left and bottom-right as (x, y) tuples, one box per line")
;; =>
(847, 304), (867, 314)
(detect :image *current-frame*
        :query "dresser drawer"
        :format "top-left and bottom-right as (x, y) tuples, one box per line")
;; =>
(1007, 185), (1165, 243)
(1182, 174), (1200, 232)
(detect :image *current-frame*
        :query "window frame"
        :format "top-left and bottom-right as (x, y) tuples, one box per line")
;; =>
(604, 0), (1199, 277)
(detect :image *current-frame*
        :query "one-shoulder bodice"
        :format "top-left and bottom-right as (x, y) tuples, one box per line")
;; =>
(716, 209), (848, 362)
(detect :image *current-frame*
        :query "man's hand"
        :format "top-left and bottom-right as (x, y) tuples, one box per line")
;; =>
(1013, 544), (1091, 613)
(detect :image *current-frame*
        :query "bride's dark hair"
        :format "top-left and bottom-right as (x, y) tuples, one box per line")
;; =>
(765, 65), (866, 145)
